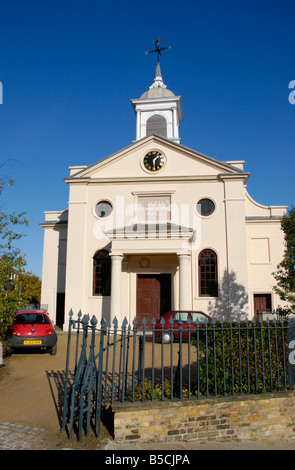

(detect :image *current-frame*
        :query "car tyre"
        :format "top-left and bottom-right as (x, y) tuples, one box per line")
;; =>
(5, 344), (13, 357)
(50, 344), (57, 356)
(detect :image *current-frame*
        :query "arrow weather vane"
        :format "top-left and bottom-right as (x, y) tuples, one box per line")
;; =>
(145, 37), (171, 62)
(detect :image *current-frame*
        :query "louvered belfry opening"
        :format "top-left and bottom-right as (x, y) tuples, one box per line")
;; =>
(146, 114), (167, 138)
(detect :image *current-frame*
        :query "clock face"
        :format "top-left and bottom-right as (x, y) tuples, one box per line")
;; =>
(143, 150), (166, 172)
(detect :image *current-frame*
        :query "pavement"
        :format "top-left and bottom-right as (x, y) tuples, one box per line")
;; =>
(103, 438), (295, 451)
(1, 419), (295, 451)
(0, 421), (49, 450)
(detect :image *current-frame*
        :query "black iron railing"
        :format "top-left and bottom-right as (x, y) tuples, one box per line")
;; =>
(61, 311), (295, 441)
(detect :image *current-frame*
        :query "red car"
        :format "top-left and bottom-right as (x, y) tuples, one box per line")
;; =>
(7, 310), (58, 355)
(155, 310), (212, 343)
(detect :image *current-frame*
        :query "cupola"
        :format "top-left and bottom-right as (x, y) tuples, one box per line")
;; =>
(131, 61), (183, 143)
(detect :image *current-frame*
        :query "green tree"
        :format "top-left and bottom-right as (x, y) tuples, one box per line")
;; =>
(273, 207), (295, 315)
(0, 179), (29, 337)
(20, 271), (41, 307)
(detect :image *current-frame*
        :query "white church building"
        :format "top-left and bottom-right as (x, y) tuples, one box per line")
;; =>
(40, 61), (287, 329)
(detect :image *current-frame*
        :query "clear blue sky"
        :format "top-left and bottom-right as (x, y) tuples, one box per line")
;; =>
(0, 0), (294, 278)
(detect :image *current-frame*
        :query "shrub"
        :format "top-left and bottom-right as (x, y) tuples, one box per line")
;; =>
(191, 320), (289, 396)
(126, 378), (172, 401)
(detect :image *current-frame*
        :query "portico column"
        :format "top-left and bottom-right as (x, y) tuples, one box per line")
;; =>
(110, 254), (124, 322)
(178, 254), (191, 310)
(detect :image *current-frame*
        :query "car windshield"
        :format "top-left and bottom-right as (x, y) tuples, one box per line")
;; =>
(191, 312), (207, 323)
(14, 314), (50, 325)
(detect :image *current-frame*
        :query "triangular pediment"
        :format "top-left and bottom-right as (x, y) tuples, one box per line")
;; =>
(65, 135), (249, 183)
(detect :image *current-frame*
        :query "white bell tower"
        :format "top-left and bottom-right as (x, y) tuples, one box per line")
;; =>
(131, 61), (183, 143)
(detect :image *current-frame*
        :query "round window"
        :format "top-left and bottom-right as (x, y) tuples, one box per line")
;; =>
(96, 200), (113, 218)
(196, 199), (215, 216)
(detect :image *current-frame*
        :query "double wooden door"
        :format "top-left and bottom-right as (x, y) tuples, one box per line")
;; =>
(136, 274), (171, 328)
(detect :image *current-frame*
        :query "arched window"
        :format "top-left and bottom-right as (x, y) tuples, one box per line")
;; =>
(198, 249), (218, 297)
(146, 114), (167, 138)
(93, 250), (111, 296)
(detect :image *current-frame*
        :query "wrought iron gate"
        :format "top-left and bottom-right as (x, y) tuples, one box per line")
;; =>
(61, 310), (151, 441)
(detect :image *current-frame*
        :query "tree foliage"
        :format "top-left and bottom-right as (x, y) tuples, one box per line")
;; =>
(273, 207), (295, 314)
(0, 179), (30, 338)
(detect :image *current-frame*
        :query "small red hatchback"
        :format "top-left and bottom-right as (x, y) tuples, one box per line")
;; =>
(7, 310), (58, 355)
(155, 310), (212, 343)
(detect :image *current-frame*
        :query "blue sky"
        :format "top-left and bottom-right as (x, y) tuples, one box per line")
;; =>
(0, 0), (294, 278)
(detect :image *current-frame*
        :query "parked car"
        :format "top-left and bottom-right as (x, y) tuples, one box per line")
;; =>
(7, 310), (57, 355)
(155, 310), (212, 343)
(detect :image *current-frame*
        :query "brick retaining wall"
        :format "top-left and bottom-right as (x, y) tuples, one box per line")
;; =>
(112, 391), (295, 443)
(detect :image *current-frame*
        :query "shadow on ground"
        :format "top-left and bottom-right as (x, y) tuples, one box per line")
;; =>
(46, 369), (114, 447)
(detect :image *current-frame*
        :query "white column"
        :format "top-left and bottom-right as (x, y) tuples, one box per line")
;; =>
(172, 106), (178, 139)
(110, 254), (124, 322)
(136, 110), (141, 140)
(178, 254), (191, 310)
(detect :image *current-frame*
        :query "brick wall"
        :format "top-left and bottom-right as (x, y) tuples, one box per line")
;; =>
(112, 391), (295, 443)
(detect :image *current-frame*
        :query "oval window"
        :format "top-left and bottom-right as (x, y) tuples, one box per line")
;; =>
(96, 200), (113, 218)
(197, 199), (215, 216)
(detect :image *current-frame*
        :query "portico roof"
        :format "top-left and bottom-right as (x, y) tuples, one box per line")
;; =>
(105, 222), (194, 240)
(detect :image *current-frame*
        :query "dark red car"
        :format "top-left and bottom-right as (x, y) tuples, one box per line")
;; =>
(155, 310), (212, 343)
(7, 310), (58, 355)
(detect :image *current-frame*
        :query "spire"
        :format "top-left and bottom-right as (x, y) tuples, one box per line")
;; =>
(155, 61), (162, 77)
(149, 61), (167, 90)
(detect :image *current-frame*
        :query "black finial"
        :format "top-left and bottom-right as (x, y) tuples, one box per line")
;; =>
(145, 37), (171, 62)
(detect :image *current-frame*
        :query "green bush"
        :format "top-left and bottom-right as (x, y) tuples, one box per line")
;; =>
(126, 378), (172, 401)
(123, 320), (291, 403)
(191, 320), (289, 396)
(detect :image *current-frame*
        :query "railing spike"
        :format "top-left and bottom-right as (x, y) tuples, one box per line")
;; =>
(82, 314), (89, 325)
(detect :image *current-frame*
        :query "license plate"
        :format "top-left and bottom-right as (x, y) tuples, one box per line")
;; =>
(23, 340), (42, 345)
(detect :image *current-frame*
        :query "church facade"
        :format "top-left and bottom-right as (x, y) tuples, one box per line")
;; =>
(40, 63), (287, 328)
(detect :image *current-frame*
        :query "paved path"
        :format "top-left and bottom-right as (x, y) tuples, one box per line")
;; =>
(2, 420), (295, 450)
(0, 421), (48, 450)
(103, 438), (295, 451)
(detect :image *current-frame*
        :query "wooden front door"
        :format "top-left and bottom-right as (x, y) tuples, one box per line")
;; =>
(136, 274), (171, 328)
(253, 294), (272, 318)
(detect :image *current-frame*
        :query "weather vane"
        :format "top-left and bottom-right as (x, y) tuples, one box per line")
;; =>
(145, 37), (171, 62)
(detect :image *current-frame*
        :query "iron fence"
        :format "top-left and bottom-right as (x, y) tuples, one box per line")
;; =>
(61, 310), (295, 441)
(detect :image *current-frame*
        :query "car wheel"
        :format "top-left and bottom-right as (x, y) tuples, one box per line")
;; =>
(162, 330), (173, 344)
(5, 344), (13, 357)
(50, 344), (57, 356)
